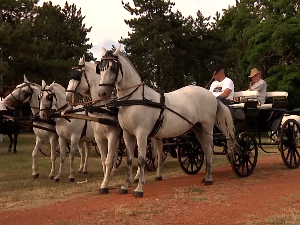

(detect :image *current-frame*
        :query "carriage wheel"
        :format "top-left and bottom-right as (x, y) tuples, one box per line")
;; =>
(40, 143), (61, 157)
(177, 140), (204, 175)
(279, 119), (300, 169)
(231, 132), (258, 177)
(145, 143), (156, 172)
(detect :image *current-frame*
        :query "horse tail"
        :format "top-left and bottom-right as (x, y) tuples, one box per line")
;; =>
(215, 100), (235, 152)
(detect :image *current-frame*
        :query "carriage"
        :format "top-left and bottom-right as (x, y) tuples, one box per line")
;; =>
(171, 90), (300, 177)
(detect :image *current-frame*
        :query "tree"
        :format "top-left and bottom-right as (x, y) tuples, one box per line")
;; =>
(0, 0), (94, 88)
(121, 0), (207, 91)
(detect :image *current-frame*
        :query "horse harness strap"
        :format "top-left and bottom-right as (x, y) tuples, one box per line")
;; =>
(80, 110), (88, 139)
(148, 90), (165, 137)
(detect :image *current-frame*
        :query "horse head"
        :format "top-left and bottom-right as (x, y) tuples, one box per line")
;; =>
(97, 45), (122, 100)
(39, 80), (57, 120)
(66, 55), (95, 104)
(5, 75), (40, 106)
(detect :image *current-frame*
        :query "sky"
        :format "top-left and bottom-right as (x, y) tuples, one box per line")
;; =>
(39, 0), (236, 59)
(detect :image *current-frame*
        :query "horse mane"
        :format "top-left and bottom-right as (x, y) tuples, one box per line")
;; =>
(117, 52), (141, 78)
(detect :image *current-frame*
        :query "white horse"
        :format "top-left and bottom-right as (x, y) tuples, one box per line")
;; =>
(65, 56), (121, 193)
(38, 81), (94, 182)
(97, 46), (236, 197)
(4, 76), (58, 179)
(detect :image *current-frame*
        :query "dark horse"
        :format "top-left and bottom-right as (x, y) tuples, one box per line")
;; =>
(0, 111), (20, 153)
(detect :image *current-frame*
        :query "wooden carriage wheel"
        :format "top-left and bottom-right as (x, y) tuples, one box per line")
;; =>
(279, 119), (300, 169)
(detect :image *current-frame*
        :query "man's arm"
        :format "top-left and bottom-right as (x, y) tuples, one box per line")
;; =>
(219, 88), (232, 98)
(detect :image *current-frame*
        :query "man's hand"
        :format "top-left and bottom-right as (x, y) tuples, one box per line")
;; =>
(219, 88), (231, 98)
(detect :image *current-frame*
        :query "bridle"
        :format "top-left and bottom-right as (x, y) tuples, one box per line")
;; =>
(97, 53), (123, 88)
(65, 64), (91, 98)
(39, 85), (57, 112)
(10, 82), (35, 104)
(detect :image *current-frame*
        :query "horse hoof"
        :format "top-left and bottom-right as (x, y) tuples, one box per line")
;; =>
(133, 191), (143, 198)
(155, 177), (162, 181)
(13, 151), (17, 153)
(133, 179), (139, 184)
(99, 188), (109, 194)
(202, 178), (205, 183)
(54, 178), (60, 183)
(204, 180), (213, 185)
(32, 174), (39, 179)
(78, 170), (82, 173)
(83, 171), (88, 175)
(69, 178), (75, 182)
(118, 189), (129, 195)
(48, 176), (54, 180)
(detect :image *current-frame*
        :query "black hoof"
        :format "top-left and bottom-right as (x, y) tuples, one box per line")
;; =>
(78, 170), (82, 174)
(13, 151), (17, 153)
(99, 188), (109, 194)
(155, 176), (162, 181)
(48, 176), (54, 180)
(54, 178), (60, 183)
(133, 191), (143, 198)
(133, 179), (139, 184)
(32, 173), (39, 179)
(202, 178), (206, 183)
(83, 171), (88, 175)
(204, 180), (213, 185)
(69, 178), (75, 182)
(118, 189), (129, 195)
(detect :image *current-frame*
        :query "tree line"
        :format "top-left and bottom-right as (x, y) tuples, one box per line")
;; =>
(1, 0), (300, 103)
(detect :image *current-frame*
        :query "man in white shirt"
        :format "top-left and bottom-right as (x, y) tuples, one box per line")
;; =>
(248, 68), (267, 104)
(209, 64), (235, 106)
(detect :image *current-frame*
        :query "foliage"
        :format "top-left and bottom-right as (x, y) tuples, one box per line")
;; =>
(0, 0), (94, 88)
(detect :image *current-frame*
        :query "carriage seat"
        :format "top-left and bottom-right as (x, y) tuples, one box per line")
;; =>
(259, 91), (288, 109)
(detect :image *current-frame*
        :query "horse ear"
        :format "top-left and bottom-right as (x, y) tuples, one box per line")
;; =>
(24, 74), (29, 83)
(42, 80), (46, 88)
(49, 82), (55, 89)
(102, 47), (107, 56)
(79, 55), (85, 65)
(113, 45), (121, 56)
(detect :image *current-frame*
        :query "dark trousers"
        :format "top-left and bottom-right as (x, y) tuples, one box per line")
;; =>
(216, 96), (232, 107)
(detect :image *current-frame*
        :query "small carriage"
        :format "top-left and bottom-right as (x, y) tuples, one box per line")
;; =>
(175, 90), (300, 177)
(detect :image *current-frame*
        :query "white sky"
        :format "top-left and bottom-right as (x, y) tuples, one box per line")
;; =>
(39, 0), (236, 59)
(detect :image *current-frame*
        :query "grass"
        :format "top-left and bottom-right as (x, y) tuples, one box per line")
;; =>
(0, 133), (284, 212)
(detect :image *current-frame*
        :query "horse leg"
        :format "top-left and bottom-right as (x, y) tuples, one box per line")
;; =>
(94, 136), (108, 177)
(99, 133), (119, 194)
(118, 130), (135, 195)
(68, 137), (79, 182)
(193, 127), (214, 185)
(13, 132), (19, 153)
(7, 133), (13, 153)
(133, 133), (148, 197)
(77, 141), (85, 173)
(82, 142), (90, 174)
(153, 139), (164, 181)
(48, 137), (58, 180)
(111, 134), (120, 176)
(54, 138), (67, 182)
(32, 136), (43, 179)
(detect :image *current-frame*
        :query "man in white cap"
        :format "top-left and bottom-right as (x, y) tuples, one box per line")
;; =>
(248, 68), (267, 104)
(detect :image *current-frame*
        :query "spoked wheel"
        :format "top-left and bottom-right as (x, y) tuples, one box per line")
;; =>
(279, 119), (300, 169)
(231, 132), (258, 177)
(145, 142), (156, 172)
(177, 140), (204, 175)
(40, 143), (60, 157)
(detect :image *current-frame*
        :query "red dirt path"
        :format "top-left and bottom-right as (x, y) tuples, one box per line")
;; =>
(1, 155), (300, 225)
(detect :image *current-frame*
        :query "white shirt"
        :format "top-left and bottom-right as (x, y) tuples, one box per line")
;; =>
(209, 77), (235, 100)
(0, 97), (7, 111)
(252, 79), (267, 104)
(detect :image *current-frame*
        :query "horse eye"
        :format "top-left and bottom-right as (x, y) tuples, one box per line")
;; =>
(46, 95), (53, 101)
